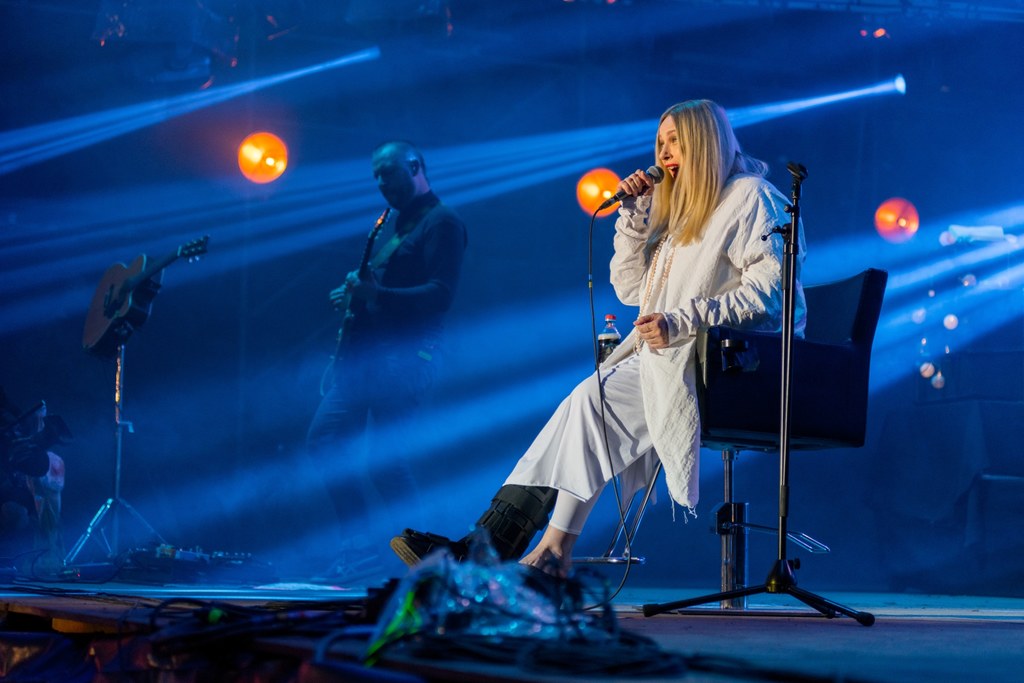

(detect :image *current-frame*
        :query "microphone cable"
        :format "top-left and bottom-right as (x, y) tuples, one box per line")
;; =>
(582, 203), (639, 609)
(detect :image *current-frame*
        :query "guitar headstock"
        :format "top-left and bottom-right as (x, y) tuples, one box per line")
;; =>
(178, 235), (210, 263)
(371, 208), (391, 235)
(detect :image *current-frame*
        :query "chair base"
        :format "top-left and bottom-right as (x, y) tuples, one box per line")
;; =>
(573, 554), (645, 565)
(576, 463), (663, 568)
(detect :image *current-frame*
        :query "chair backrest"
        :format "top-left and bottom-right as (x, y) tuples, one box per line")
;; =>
(803, 268), (888, 349)
(696, 268), (888, 452)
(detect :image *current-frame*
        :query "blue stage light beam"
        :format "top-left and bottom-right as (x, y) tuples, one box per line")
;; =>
(74, 289), (597, 542)
(119, 228), (1024, 555)
(728, 74), (907, 128)
(0, 48), (380, 176)
(428, 75), (909, 207)
(750, 197), (1024, 397)
(870, 257), (1024, 395)
(866, 222), (1024, 393)
(800, 200), (1024, 297)
(0, 75), (909, 336)
(3, 71), (906, 258)
(146, 363), (584, 543)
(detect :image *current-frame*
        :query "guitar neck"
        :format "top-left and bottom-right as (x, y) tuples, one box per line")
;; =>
(357, 244), (375, 279)
(124, 248), (181, 292)
(357, 208), (391, 278)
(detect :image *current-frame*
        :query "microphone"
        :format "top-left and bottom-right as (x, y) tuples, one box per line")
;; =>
(598, 165), (665, 210)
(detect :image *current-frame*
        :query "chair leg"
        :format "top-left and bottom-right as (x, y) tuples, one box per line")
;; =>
(576, 462), (662, 565)
(717, 502), (748, 609)
(718, 449), (748, 610)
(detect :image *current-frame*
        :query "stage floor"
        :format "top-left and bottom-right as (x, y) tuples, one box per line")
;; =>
(1, 575), (1022, 682)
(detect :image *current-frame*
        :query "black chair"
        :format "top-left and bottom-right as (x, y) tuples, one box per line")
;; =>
(583, 269), (887, 622)
(643, 267), (887, 623)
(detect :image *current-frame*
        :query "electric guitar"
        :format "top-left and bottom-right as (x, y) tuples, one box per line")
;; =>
(320, 208), (390, 394)
(82, 236), (209, 358)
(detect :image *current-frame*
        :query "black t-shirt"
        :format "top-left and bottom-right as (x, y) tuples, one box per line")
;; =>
(350, 191), (468, 352)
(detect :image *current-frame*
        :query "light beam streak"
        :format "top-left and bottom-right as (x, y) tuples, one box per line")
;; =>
(0, 48), (380, 175)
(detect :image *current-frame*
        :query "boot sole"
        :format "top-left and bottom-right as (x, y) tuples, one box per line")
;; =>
(390, 537), (424, 567)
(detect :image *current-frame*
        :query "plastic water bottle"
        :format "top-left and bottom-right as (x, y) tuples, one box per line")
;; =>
(597, 314), (621, 362)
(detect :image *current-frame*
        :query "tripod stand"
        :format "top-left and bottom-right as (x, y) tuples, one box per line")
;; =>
(642, 163), (875, 627)
(65, 343), (166, 565)
(67, 239), (207, 566)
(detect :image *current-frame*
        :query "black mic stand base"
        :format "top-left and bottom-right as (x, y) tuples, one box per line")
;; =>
(64, 496), (167, 566)
(641, 560), (875, 626)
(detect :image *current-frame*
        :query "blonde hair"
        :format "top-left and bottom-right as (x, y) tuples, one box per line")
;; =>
(647, 100), (766, 254)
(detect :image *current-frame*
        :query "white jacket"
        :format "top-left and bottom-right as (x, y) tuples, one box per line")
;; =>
(602, 173), (806, 511)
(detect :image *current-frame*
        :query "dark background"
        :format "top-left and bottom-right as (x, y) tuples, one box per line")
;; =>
(2, 0), (1022, 594)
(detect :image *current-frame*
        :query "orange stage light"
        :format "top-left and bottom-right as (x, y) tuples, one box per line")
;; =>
(576, 168), (621, 217)
(874, 197), (919, 243)
(238, 131), (288, 184)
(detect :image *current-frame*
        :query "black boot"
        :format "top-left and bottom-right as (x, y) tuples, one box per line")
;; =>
(390, 485), (556, 566)
(471, 484), (557, 560)
(389, 529), (468, 567)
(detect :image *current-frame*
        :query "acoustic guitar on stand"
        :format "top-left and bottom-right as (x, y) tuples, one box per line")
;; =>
(320, 207), (390, 395)
(82, 236), (209, 358)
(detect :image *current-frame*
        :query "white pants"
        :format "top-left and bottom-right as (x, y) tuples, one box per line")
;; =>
(504, 354), (659, 535)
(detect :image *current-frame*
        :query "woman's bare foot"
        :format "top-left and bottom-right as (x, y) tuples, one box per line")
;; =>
(519, 526), (578, 577)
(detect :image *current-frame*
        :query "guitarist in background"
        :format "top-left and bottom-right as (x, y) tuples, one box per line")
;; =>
(307, 141), (468, 573)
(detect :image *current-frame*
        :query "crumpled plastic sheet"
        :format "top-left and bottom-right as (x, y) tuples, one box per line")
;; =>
(365, 530), (618, 662)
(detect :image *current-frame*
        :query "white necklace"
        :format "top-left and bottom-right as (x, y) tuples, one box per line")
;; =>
(635, 235), (675, 353)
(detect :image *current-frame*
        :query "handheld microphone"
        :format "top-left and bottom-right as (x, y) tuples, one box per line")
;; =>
(597, 165), (665, 210)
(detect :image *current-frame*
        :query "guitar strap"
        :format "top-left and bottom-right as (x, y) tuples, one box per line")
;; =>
(368, 199), (438, 270)
(367, 230), (408, 271)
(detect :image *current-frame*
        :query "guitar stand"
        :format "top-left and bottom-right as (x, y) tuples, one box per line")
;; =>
(642, 163), (875, 627)
(65, 344), (166, 566)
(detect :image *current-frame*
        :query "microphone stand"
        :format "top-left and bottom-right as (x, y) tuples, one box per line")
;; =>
(642, 163), (875, 626)
(66, 343), (166, 566)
